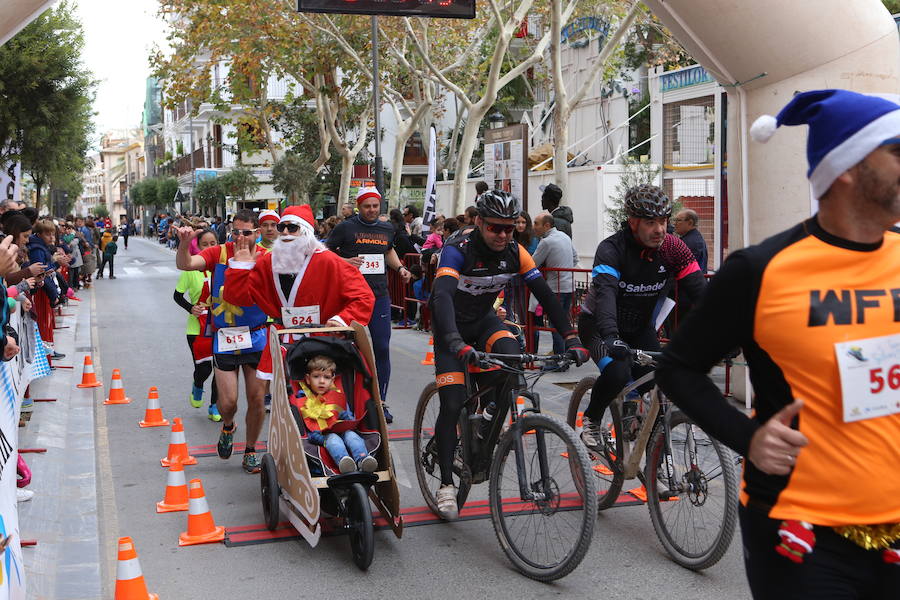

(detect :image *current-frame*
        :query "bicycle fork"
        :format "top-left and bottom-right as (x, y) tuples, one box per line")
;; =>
(509, 394), (552, 502)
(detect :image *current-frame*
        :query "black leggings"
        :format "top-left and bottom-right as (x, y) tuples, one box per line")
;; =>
(434, 313), (520, 485)
(577, 314), (659, 420)
(740, 504), (900, 599)
(186, 335), (217, 405)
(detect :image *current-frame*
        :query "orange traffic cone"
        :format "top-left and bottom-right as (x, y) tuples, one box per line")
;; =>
(421, 351), (435, 366)
(160, 418), (197, 467)
(157, 461), (189, 513)
(139, 387), (169, 428)
(104, 369), (132, 405)
(76, 355), (102, 388)
(114, 536), (158, 600)
(178, 478), (225, 546)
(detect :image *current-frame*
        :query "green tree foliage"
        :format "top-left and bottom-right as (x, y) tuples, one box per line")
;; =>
(0, 2), (96, 210)
(219, 164), (259, 203)
(883, 0), (900, 14)
(92, 204), (109, 218)
(607, 158), (663, 233)
(131, 177), (160, 207)
(272, 152), (314, 205)
(157, 176), (180, 206)
(194, 176), (225, 207)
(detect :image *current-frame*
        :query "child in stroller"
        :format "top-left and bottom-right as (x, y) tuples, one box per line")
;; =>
(295, 354), (379, 474)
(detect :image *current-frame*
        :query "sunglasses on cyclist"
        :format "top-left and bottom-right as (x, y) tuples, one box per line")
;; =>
(233, 229), (256, 237)
(276, 222), (302, 233)
(484, 223), (515, 235)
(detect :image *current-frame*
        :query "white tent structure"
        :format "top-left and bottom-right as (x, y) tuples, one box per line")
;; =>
(643, 0), (900, 246)
(0, 0), (54, 46)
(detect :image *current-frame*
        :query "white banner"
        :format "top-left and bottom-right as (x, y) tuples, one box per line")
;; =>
(0, 307), (48, 599)
(0, 145), (22, 205)
(421, 126), (437, 232)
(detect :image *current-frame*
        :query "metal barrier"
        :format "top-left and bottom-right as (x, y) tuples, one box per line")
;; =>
(386, 256), (734, 397)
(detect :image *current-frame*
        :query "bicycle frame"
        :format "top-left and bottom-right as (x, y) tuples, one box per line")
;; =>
(461, 361), (553, 502)
(615, 372), (663, 481)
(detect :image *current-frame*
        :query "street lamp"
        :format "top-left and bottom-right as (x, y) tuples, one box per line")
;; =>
(488, 111), (507, 130)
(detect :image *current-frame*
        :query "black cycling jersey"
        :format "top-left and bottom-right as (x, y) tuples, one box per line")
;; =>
(581, 227), (706, 338)
(326, 214), (396, 298)
(430, 228), (576, 344)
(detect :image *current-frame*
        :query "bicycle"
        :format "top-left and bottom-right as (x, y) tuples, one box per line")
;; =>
(567, 349), (739, 570)
(413, 351), (597, 581)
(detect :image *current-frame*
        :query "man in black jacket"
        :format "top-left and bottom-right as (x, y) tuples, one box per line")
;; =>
(673, 208), (708, 273)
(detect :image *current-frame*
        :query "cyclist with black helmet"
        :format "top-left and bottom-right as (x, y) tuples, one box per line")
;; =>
(428, 189), (590, 520)
(578, 184), (706, 449)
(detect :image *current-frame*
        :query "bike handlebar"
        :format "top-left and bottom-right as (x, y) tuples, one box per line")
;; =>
(475, 351), (571, 364)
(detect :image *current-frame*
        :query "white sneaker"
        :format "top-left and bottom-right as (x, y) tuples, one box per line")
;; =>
(436, 484), (459, 521)
(580, 416), (603, 450)
(358, 455), (378, 473)
(338, 456), (357, 474)
(16, 489), (34, 503)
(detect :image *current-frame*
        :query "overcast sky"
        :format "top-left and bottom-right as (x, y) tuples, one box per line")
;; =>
(74, 0), (169, 147)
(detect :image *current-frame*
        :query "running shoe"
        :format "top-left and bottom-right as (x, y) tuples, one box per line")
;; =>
(242, 452), (261, 474)
(51, 351), (66, 360)
(338, 456), (356, 474)
(382, 403), (394, 424)
(208, 404), (222, 422)
(190, 385), (203, 409)
(264, 393), (271, 414)
(217, 424), (235, 459)
(436, 484), (459, 521)
(16, 489), (34, 503)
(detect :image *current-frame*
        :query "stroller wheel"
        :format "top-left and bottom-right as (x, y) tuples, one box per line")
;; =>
(346, 482), (374, 570)
(260, 453), (280, 531)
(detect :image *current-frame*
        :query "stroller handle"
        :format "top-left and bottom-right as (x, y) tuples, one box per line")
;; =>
(279, 325), (355, 336)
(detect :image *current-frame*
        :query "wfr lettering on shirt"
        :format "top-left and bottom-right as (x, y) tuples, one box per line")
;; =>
(808, 288), (900, 326)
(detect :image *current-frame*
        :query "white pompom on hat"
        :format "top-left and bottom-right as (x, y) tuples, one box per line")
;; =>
(749, 89), (900, 199)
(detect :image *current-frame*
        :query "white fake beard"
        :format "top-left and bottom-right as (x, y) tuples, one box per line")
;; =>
(271, 231), (320, 274)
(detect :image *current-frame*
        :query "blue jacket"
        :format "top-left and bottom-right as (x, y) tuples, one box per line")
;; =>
(26, 234), (59, 303)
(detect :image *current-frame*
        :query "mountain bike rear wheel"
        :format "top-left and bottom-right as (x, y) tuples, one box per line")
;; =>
(567, 376), (624, 510)
(413, 382), (472, 517)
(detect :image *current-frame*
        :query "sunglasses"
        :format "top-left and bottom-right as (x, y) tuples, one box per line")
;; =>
(233, 229), (256, 237)
(485, 223), (515, 235)
(276, 222), (301, 233)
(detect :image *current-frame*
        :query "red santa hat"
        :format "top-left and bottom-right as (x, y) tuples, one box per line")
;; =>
(356, 186), (381, 205)
(279, 204), (316, 236)
(258, 209), (279, 224)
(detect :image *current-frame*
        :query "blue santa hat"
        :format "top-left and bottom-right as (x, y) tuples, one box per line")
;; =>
(750, 89), (900, 199)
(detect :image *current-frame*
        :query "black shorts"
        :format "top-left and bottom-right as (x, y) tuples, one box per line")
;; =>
(213, 351), (262, 372)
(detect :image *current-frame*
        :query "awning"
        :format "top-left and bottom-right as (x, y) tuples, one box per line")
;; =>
(1, 0), (56, 46)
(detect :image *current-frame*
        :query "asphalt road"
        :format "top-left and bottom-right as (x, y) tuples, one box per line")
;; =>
(92, 237), (751, 599)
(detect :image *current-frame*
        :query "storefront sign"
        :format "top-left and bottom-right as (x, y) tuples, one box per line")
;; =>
(660, 65), (715, 93)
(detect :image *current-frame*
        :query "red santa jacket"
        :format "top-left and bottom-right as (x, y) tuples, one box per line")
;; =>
(222, 248), (374, 327)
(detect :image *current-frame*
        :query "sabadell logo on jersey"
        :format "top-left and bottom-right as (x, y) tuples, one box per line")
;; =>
(618, 281), (666, 293)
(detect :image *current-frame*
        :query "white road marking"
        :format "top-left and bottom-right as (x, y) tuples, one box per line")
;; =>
(153, 266), (175, 274)
(122, 267), (141, 277)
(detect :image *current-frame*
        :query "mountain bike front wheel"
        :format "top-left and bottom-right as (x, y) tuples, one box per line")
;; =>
(489, 414), (597, 581)
(645, 409), (739, 570)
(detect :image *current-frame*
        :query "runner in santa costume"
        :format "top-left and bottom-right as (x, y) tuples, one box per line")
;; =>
(224, 204), (375, 381)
